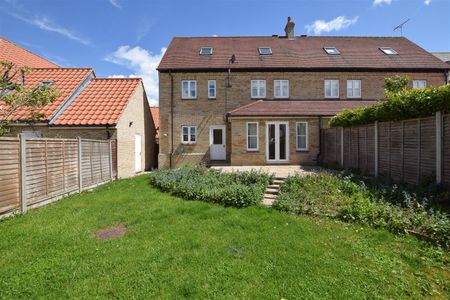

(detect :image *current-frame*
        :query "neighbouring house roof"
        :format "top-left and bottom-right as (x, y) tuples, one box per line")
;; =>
(150, 107), (159, 138)
(158, 36), (450, 71)
(228, 100), (379, 117)
(0, 36), (59, 68)
(53, 78), (142, 126)
(432, 52), (450, 64)
(6, 68), (94, 122)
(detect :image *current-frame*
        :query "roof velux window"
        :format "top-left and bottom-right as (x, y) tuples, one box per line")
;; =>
(39, 80), (54, 88)
(258, 47), (272, 55)
(324, 47), (340, 55)
(199, 47), (213, 55)
(380, 47), (398, 55)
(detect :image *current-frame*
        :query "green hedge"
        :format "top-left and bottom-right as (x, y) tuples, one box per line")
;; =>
(149, 165), (273, 208)
(273, 172), (450, 247)
(330, 84), (450, 127)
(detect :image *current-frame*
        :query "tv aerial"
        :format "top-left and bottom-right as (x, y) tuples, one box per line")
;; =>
(394, 19), (410, 36)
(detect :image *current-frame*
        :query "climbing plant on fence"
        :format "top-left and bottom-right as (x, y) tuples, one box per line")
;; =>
(330, 80), (450, 128)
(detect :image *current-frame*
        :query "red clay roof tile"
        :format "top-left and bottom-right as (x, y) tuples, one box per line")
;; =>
(150, 107), (159, 138)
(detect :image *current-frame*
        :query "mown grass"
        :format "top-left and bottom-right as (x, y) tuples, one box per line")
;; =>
(0, 174), (449, 299)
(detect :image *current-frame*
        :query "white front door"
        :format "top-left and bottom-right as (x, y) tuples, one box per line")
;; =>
(135, 134), (142, 172)
(266, 122), (289, 162)
(210, 125), (226, 160)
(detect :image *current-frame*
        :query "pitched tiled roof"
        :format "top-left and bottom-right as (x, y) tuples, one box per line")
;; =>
(150, 107), (159, 138)
(432, 52), (450, 64)
(0, 36), (59, 68)
(228, 100), (379, 117)
(159, 36), (450, 71)
(53, 78), (141, 126)
(6, 68), (94, 121)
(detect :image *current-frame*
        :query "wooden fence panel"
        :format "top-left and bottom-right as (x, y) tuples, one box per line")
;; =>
(0, 138), (20, 213)
(420, 117), (436, 181)
(389, 122), (403, 182)
(81, 140), (112, 189)
(343, 128), (351, 169)
(378, 122), (390, 177)
(366, 125), (375, 175)
(350, 128), (359, 169)
(443, 115), (450, 185)
(403, 120), (419, 184)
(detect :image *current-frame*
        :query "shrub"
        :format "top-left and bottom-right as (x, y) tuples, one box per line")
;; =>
(273, 172), (450, 247)
(149, 165), (273, 208)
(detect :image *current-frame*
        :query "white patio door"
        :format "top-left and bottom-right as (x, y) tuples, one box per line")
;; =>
(135, 134), (142, 172)
(266, 122), (289, 162)
(210, 125), (226, 160)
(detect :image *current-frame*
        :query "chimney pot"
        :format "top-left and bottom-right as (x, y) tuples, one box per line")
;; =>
(284, 16), (295, 40)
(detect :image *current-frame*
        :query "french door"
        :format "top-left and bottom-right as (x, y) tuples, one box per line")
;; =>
(266, 122), (289, 162)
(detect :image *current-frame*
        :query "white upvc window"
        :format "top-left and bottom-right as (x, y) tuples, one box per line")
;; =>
(246, 122), (259, 151)
(324, 80), (339, 98)
(347, 80), (361, 98)
(413, 80), (427, 89)
(181, 126), (197, 144)
(274, 80), (289, 98)
(208, 80), (216, 99)
(181, 80), (197, 99)
(251, 80), (266, 98)
(296, 122), (308, 151)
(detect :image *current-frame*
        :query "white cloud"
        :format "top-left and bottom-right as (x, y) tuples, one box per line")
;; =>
(106, 46), (166, 106)
(9, 13), (89, 45)
(109, 0), (121, 8)
(424, 0), (432, 5)
(373, 0), (392, 6)
(305, 16), (359, 35)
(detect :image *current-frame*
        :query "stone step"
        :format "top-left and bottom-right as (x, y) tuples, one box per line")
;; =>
(265, 188), (279, 195)
(263, 193), (277, 199)
(273, 179), (285, 183)
(262, 198), (275, 206)
(267, 184), (280, 189)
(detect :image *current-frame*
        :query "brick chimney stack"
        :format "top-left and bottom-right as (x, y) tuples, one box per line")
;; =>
(284, 16), (295, 40)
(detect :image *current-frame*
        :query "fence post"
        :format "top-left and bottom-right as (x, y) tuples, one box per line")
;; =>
(77, 137), (82, 192)
(374, 121), (379, 176)
(340, 127), (344, 167)
(109, 139), (113, 181)
(436, 111), (443, 184)
(19, 134), (27, 213)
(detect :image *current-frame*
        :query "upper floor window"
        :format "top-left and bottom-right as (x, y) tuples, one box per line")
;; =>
(208, 80), (216, 98)
(251, 80), (266, 98)
(380, 47), (398, 55)
(200, 47), (213, 55)
(274, 80), (289, 98)
(181, 80), (197, 99)
(324, 80), (339, 98)
(413, 80), (427, 89)
(296, 122), (308, 151)
(324, 47), (340, 55)
(247, 122), (259, 151)
(347, 80), (361, 98)
(258, 47), (272, 55)
(182, 126), (197, 144)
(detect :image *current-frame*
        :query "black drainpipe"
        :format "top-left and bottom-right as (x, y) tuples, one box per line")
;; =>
(316, 116), (322, 164)
(169, 70), (174, 169)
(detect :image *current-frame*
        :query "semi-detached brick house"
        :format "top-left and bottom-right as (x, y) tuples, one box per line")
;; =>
(157, 18), (450, 168)
(0, 36), (157, 177)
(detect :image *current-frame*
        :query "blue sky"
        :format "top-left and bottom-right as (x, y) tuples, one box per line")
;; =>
(1, 0), (449, 105)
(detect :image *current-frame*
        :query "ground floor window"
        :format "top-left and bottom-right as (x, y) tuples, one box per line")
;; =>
(247, 122), (258, 150)
(296, 122), (308, 150)
(182, 126), (197, 144)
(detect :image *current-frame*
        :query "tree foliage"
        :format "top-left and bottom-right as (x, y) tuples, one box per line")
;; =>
(0, 61), (60, 136)
(330, 76), (450, 127)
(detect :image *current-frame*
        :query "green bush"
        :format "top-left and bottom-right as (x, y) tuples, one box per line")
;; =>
(149, 165), (273, 208)
(330, 84), (450, 127)
(273, 172), (450, 247)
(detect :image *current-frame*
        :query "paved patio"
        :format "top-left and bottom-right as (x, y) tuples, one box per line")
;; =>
(212, 165), (323, 178)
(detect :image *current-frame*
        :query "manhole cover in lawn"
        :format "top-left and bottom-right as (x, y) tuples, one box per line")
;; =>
(95, 224), (127, 240)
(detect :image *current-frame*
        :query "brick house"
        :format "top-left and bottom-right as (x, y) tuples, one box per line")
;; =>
(1, 36), (157, 177)
(157, 18), (450, 168)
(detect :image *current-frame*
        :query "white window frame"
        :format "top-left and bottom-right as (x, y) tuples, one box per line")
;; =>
(324, 47), (340, 55)
(200, 47), (213, 55)
(181, 80), (197, 99)
(347, 80), (361, 98)
(380, 47), (398, 55)
(258, 47), (272, 55)
(246, 122), (259, 151)
(181, 126), (197, 144)
(324, 80), (339, 98)
(413, 80), (427, 89)
(251, 80), (266, 98)
(296, 122), (308, 151)
(208, 80), (216, 99)
(274, 80), (289, 98)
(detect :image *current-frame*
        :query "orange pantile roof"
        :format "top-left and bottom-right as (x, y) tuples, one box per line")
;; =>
(53, 78), (142, 126)
(6, 68), (94, 121)
(150, 107), (159, 138)
(0, 36), (59, 68)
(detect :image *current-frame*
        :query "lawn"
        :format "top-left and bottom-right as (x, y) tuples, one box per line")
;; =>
(0, 175), (449, 299)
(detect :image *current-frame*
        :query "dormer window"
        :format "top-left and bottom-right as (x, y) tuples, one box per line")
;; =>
(200, 47), (213, 55)
(39, 80), (54, 89)
(258, 47), (272, 55)
(380, 47), (398, 55)
(324, 47), (340, 55)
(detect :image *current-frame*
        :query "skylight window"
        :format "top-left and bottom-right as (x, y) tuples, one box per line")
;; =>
(199, 47), (213, 55)
(258, 47), (272, 55)
(39, 80), (54, 88)
(380, 47), (398, 55)
(324, 47), (340, 55)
